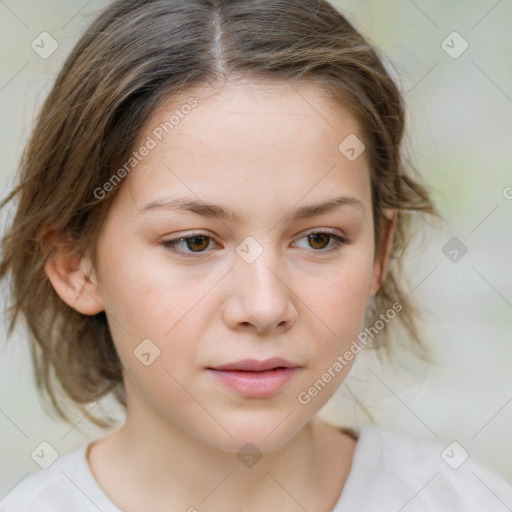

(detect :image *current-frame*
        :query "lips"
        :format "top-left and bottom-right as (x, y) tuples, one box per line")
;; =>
(207, 358), (300, 398)
(209, 357), (298, 372)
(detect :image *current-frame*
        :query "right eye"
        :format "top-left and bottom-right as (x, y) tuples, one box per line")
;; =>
(161, 233), (220, 257)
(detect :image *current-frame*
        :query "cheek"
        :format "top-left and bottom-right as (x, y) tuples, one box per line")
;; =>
(312, 253), (374, 324)
(302, 250), (374, 365)
(100, 241), (189, 323)
(97, 244), (205, 371)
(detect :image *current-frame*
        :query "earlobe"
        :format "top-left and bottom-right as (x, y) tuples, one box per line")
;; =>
(369, 210), (398, 297)
(41, 228), (104, 316)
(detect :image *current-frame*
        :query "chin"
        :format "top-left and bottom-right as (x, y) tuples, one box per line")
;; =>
(196, 411), (310, 455)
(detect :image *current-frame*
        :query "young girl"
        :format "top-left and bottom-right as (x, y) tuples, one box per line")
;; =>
(0, 0), (510, 510)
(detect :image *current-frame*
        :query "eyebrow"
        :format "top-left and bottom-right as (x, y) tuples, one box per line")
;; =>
(137, 195), (366, 222)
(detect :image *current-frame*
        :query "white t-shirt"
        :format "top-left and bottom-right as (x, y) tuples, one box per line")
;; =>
(1, 424), (511, 511)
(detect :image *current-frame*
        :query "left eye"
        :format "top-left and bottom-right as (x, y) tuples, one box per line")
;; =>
(162, 231), (348, 257)
(294, 231), (348, 252)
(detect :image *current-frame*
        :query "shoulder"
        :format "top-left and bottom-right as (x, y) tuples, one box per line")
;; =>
(0, 442), (101, 512)
(341, 424), (512, 511)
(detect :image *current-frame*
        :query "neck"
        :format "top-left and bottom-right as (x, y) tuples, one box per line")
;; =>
(89, 382), (355, 511)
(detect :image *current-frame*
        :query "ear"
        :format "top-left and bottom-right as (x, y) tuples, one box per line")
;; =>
(40, 227), (104, 315)
(369, 209), (398, 297)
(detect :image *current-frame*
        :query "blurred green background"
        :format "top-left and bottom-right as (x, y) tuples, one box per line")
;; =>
(1, 0), (511, 499)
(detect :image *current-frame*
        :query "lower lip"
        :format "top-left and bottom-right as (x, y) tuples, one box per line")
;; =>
(207, 368), (298, 398)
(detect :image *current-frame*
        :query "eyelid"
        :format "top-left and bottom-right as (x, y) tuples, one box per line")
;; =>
(300, 227), (348, 240)
(161, 228), (350, 257)
(161, 230), (218, 247)
(163, 227), (348, 241)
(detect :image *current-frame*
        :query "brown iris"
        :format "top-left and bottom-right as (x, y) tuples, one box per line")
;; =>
(185, 236), (210, 252)
(307, 233), (331, 250)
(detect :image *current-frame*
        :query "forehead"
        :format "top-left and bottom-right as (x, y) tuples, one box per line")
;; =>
(119, 79), (371, 218)
(146, 78), (363, 151)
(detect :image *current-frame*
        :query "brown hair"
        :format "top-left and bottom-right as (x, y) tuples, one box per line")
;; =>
(0, 0), (439, 429)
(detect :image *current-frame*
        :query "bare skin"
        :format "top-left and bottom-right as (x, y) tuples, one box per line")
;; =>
(87, 416), (358, 512)
(45, 77), (395, 511)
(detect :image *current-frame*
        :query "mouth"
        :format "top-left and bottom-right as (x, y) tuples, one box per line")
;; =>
(207, 358), (300, 398)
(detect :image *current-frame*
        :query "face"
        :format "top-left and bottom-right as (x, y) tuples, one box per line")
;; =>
(91, 79), (384, 452)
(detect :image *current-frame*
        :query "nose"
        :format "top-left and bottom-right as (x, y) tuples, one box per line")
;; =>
(222, 251), (298, 335)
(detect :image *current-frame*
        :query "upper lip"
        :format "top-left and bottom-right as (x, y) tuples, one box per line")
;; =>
(208, 357), (299, 372)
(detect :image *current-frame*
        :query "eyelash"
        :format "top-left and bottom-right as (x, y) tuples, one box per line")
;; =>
(161, 229), (349, 258)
